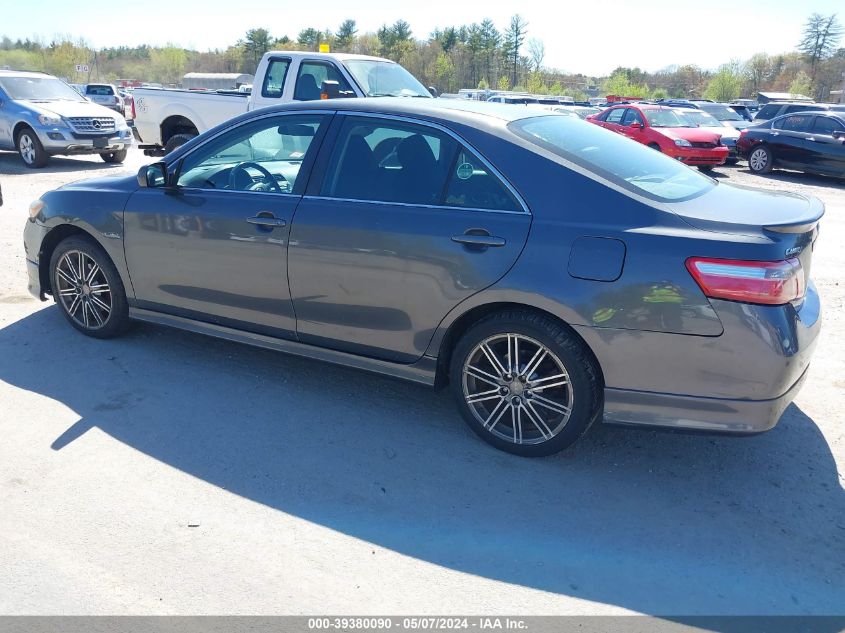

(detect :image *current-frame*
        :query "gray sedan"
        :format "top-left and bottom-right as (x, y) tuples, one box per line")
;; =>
(23, 98), (822, 456)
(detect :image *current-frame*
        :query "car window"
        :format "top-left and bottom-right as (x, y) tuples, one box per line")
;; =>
(620, 108), (643, 125)
(443, 147), (521, 212)
(605, 109), (624, 124)
(811, 116), (845, 135)
(86, 85), (114, 96)
(778, 115), (812, 132)
(510, 115), (715, 202)
(757, 105), (780, 119)
(261, 58), (291, 99)
(176, 114), (326, 193)
(321, 117), (457, 206)
(294, 61), (352, 101)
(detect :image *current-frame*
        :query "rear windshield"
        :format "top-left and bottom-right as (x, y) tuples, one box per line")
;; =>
(86, 85), (115, 96)
(509, 115), (715, 202)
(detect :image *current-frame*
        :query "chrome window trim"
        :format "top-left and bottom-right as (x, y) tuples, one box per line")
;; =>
(302, 195), (528, 216)
(332, 110), (531, 215)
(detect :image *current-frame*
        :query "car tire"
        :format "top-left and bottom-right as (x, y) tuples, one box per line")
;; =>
(697, 165), (715, 172)
(49, 235), (130, 339)
(449, 310), (601, 457)
(100, 149), (127, 164)
(648, 143), (661, 152)
(17, 127), (49, 168)
(748, 145), (773, 174)
(164, 133), (196, 153)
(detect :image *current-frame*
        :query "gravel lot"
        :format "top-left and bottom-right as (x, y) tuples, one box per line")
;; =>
(0, 148), (843, 616)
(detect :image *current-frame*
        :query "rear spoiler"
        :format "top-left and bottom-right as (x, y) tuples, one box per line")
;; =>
(764, 197), (824, 234)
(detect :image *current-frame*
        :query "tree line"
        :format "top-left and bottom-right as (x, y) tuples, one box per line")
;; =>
(1, 12), (842, 102)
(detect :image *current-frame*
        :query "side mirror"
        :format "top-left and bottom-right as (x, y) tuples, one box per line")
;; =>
(629, 121), (643, 129)
(320, 80), (340, 100)
(428, 86), (439, 97)
(138, 162), (167, 188)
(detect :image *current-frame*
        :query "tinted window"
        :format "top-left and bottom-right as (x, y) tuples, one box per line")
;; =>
(778, 115), (812, 132)
(86, 85), (114, 95)
(757, 105), (782, 119)
(605, 109), (624, 123)
(444, 147), (521, 212)
(261, 58), (290, 98)
(785, 104), (813, 114)
(294, 61), (352, 101)
(620, 108), (643, 125)
(812, 116), (845, 135)
(322, 117), (456, 205)
(510, 115), (714, 202)
(177, 114), (325, 192)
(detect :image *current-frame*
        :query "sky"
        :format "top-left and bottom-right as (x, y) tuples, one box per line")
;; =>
(1, 0), (842, 76)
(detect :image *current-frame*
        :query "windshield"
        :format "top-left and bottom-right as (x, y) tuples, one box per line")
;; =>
(700, 104), (744, 121)
(678, 110), (722, 127)
(86, 85), (115, 96)
(509, 115), (714, 202)
(644, 109), (693, 127)
(343, 60), (430, 98)
(0, 76), (86, 102)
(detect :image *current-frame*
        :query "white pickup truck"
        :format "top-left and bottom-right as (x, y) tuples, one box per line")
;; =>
(133, 51), (434, 154)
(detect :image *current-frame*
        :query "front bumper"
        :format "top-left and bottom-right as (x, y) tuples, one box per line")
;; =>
(36, 126), (133, 156)
(664, 145), (730, 166)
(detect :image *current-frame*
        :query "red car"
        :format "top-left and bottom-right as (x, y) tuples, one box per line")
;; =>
(587, 104), (729, 170)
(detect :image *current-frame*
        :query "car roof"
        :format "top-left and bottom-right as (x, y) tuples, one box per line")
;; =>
(0, 69), (52, 79)
(264, 50), (391, 63)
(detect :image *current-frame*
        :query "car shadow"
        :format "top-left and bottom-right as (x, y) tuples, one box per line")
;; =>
(0, 152), (126, 175)
(732, 167), (845, 188)
(2, 306), (843, 617)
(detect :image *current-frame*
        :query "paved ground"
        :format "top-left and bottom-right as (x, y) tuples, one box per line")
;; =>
(0, 149), (843, 616)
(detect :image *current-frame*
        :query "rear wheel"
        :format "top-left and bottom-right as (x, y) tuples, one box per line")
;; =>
(697, 165), (714, 173)
(17, 128), (49, 168)
(100, 149), (127, 164)
(450, 310), (601, 457)
(49, 236), (130, 339)
(164, 133), (196, 153)
(748, 145), (773, 174)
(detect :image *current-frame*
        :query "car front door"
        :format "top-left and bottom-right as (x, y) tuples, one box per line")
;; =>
(287, 114), (532, 363)
(769, 114), (813, 168)
(619, 107), (645, 142)
(803, 115), (845, 175)
(123, 112), (331, 339)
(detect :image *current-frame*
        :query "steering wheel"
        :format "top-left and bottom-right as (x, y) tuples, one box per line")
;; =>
(228, 161), (284, 194)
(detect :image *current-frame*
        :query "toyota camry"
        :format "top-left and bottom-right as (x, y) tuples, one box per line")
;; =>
(23, 98), (822, 456)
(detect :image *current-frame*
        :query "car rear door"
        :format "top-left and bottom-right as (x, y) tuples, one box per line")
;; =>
(803, 115), (845, 175)
(287, 114), (531, 363)
(123, 112), (332, 339)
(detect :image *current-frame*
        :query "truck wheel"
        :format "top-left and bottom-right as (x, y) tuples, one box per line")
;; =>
(164, 133), (196, 153)
(17, 128), (49, 168)
(100, 150), (127, 164)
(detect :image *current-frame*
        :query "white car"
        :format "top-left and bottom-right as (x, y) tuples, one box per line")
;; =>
(676, 107), (741, 163)
(84, 83), (124, 115)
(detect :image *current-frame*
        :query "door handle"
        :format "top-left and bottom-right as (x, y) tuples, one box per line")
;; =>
(451, 233), (506, 248)
(246, 215), (286, 227)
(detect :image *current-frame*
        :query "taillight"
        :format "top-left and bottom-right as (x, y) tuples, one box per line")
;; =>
(131, 97), (136, 119)
(686, 257), (805, 305)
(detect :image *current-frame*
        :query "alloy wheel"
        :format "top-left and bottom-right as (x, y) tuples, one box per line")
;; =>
(19, 134), (35, 164)
(55, 250), (112, 330)
(462, 333), (574, 445)
(749, 148), (768, 171)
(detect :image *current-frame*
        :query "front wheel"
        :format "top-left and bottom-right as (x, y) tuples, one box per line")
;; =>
(748, 145), (773, 174)
(49, 236), (130, 338)
(101, 149), (127, 164)
(450, 311), (601, 457)
(17, 128), (49, 168)
(697, 165), (715, 173)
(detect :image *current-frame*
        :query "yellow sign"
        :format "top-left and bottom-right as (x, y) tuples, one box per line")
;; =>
(319, 43), (330, 53)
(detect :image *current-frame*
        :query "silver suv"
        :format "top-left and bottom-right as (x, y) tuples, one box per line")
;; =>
(0, 70), (133, 168)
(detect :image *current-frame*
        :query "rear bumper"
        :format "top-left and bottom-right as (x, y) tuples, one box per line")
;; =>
(603, 366), (809, 433)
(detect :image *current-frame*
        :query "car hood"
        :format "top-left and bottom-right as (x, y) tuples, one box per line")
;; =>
(655, 127), (722, 142)
(721, 120), (751, 130)
(58, 174), (138, 193)
(670, 181), (824, 236)
(20, 99), (121, 120)
(697, 125), (740, 139)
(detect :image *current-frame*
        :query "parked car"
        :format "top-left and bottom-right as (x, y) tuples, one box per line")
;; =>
(487, 95), (539, 104)
(24, 98), (822, 456)
(753, 101), (845, 122)
(555, 105), (602, 119)
(687, 102), (752, 130)
(132, 51), (432, 154)
(731, 99), (759, 113)
(676, 107), (741, 163)
(727, 104), (753, 121)
(588, 104), (729, 170)
(737, 111), (845, 177)
(85, 83), (124, 115)
(0, 70), (134, 168)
